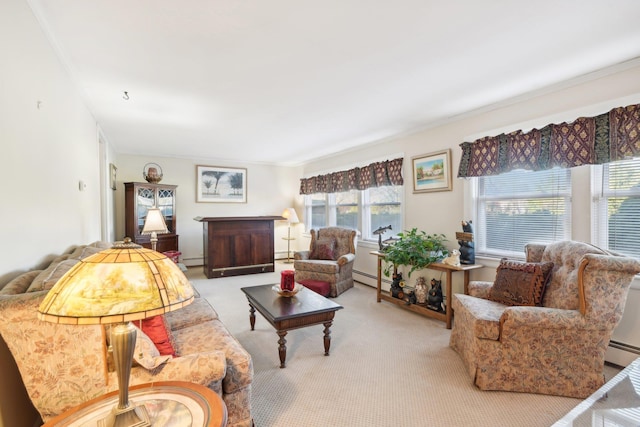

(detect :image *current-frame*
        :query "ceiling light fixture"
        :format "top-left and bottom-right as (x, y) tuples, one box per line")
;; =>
(123, 91), (129, 100)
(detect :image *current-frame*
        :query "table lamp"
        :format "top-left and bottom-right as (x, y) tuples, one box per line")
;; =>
(38, 238), (194, 427)
(281, 208), (299, 263)
(141, 206), (168, 251)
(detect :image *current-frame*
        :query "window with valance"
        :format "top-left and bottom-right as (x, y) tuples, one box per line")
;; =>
(299, 158), (404, 194)
(457, 103), (640, 178)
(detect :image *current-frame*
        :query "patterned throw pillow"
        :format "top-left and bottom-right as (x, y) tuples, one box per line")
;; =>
(310, 238), (336, 260)
(489, 259), (554, 306)
(133, 326), (172, 369)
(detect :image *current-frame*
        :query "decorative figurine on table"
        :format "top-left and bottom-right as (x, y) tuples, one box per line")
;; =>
(414, 276), (428, 304)
(456, 220), (475, 265)
(427, 278), (444, 312)
(403, 290), (417, 305)
(442, 249), (461, 267)
(390, 272), (405, 299)
(373, 225), (393, 250)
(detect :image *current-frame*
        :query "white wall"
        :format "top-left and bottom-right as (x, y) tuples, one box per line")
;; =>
(304, 63), (640, 366)
(0, 0), (104, 425)
(114, 154), (303, 265)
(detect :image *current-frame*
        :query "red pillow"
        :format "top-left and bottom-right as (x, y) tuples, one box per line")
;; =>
(140, 315), (177, 357)
(310, 238), (336, 260)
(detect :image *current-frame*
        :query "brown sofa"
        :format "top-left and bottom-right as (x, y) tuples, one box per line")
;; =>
(0, 242), (252, 426)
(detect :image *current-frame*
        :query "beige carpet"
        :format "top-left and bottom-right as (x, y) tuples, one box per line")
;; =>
(187, 264), (618, 427)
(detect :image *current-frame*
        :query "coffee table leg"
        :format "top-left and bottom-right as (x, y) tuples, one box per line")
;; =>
(323, 321), (333, 356)
(277, 331), (287, 368)
(248, 304), (256, 331)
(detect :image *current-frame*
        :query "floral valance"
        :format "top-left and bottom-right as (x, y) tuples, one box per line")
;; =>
(299, 158), (403, 195)
(457, 103), (640, 178)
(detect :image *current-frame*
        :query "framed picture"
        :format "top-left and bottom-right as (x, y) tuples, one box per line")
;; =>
(196, 165), (247, 203)
(109, 163), (117, 191)
(411, 149), (452, 193)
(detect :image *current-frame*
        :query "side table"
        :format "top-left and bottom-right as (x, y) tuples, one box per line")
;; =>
(371, 251), (483, 329)
(43, 381), (227, 427)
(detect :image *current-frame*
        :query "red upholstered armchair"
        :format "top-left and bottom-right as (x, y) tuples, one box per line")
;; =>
(293, 227), (357, 297)
(449, 240), (640, 398)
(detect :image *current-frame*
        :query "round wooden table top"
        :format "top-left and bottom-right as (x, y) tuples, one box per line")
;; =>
(43, 381), (227, 427)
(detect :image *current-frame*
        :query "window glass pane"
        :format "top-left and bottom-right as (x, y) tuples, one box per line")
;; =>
(476, 168), (571, 257)
(604, 158), (640, 258)
(335, 190), (358, 229)
(367, 186), (402, 241)
(310, 194), (326, 228)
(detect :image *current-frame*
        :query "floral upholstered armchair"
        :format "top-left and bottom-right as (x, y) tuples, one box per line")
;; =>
(294, 227), (357, 297)
(450, 240), (640, 398)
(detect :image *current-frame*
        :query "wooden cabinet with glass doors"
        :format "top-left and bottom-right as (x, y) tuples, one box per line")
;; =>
(124, 182), (178, 253)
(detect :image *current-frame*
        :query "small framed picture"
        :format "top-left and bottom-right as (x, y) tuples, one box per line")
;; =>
(196, 165), (247, 203)
(109, 163), (117, 191)
(411, 149), (452, 193)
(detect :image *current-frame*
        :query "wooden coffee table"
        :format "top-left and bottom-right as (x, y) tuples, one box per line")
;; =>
(241, 284), (343, 368)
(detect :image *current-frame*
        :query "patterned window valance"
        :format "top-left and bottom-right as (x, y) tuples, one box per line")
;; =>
(457, 103), (640, 178)
(299, 158), (404, 195)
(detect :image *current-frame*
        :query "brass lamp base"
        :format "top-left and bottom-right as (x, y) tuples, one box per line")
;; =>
(98, 404), (151, 427)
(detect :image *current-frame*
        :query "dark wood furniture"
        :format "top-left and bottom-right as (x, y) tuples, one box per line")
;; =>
(240, 284), (343, 368)
(42, 381), (227, 427)
(196, 216), (283, 279)
(124, 182), (178, 252)
(371, 251), (483, 329)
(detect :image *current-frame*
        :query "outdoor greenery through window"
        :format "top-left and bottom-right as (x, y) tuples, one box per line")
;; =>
(474, 168), (571, 258)
(593, 157), (640, 259)
(304, 185), (402, 242)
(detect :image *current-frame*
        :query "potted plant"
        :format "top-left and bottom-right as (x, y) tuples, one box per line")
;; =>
(382, 228), (448, 277)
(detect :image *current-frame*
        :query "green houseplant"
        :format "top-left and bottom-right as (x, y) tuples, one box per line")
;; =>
(382, 228), (448, 277)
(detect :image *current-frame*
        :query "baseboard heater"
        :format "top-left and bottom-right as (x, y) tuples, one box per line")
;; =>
(609, 340), (640, 355)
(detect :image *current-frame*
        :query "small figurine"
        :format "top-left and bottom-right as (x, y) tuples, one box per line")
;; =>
(390, 272), (404, 299)
(414, 276), (428, 304)
(427, 278), (444, 312)
(442, 249), (461, 267)
(373, 225), (393, 250)
(458, 220), (475, 265)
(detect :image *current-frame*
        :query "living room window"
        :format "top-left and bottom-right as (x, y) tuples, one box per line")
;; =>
(592, 157), (640, 258)
(304, 185), (403, 242)
(473, 167), (572, 259)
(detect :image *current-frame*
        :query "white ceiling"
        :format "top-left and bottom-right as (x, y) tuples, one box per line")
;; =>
(28, 0), (640, 166)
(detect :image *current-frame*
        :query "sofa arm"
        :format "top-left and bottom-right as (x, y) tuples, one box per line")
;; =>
(294, 251), (310, 260)
(468, 281), (493, 299)
(337, 253), (355, 266)
(125, 351), (227, 395)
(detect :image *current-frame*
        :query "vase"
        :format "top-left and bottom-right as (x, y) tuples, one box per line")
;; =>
(414, 276), (427, 304)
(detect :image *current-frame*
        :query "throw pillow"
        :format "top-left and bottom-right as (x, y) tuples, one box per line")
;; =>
(139, 315), (177, 356)
(310, 238), (336, 260)
(132, 326), (172, 369)
(489, 259), (554, 306)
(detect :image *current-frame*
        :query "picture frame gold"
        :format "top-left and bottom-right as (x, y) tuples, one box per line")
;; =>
(411, 149), (452, 193)
(196, 165), (247, 203)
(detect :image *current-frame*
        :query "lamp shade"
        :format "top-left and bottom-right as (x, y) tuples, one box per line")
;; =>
(38, 239), (194, 324)
(282, 207), (299, 224)
(141, 207), (168, 235)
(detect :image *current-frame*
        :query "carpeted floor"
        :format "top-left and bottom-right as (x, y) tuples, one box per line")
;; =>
(187, 264), (619, 427)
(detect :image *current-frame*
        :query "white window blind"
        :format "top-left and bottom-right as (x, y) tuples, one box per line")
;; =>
(475, 168), (571, 258)
(593, 158), (640, 258)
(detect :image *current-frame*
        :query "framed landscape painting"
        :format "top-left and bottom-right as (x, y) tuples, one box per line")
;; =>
(196, 165), (247, 203)
(412, 149), (452, 193)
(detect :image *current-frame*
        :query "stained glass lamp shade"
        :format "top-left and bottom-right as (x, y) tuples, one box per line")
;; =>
(37, 239), (194, 427)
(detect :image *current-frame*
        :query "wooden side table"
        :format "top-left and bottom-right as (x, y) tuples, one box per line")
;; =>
(43, 381), (227, 427)
(371, 251), (483, 329)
